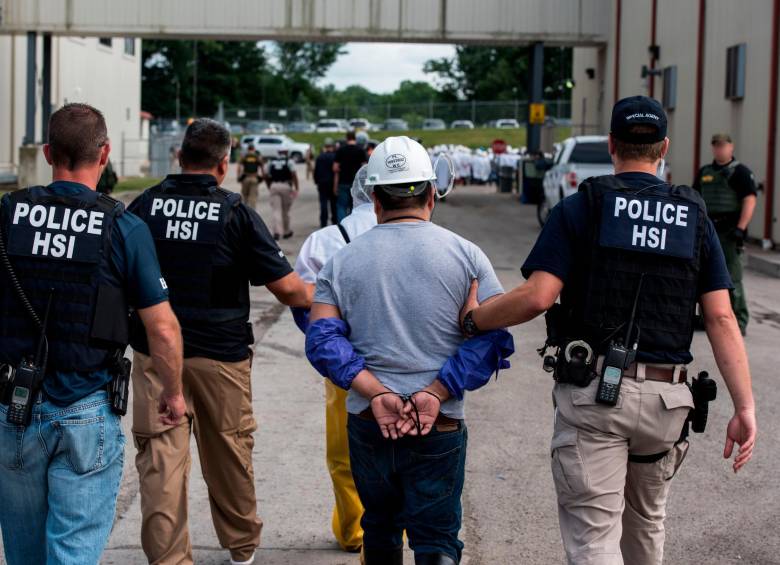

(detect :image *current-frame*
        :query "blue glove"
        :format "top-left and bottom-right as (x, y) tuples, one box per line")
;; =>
(305, 317), (366, 390)
(437, 329), (515, 400)
(291, 307), (310, 334)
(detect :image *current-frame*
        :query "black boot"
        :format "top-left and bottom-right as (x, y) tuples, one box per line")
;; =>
(414, 553), (457, 565)
(363, 546), (404, 565)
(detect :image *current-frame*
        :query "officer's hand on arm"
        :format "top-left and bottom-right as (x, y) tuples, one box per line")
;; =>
(136, 301), (186, 425)
(463, 271), (563, 334)
(267, 272), (313, 309)
(700, 289), (757, 472)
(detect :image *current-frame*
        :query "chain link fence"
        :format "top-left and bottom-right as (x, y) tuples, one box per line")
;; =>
(216, 99), (572, 130)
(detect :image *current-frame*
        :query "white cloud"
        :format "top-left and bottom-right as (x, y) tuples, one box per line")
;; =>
(321, 42), (456, 93)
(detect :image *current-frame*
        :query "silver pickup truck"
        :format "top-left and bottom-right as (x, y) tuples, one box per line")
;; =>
(538, 136), (613, 226)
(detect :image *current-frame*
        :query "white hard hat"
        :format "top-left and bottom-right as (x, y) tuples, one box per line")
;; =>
(365, 136), (436, 192)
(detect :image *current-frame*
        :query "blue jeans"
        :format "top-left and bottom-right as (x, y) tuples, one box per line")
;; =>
(336, 183), (353, 222)
(347, 414), (467, 562)
(0, 390), (125, 565)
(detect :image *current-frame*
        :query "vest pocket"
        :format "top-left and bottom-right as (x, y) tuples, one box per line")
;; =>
(54, 416), (105, 474)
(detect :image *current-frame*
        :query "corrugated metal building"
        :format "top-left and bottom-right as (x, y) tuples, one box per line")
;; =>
(571, 0), (780, 245)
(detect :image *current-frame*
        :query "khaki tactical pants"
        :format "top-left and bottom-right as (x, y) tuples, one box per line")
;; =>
(241, 174), (260, 210)
(551, 369), (693, 565)
(269, 185), (294, 236)
(132, 353), (262, 565)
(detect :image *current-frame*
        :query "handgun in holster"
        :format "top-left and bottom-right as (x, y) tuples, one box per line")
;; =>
(687, 371), (717, 434)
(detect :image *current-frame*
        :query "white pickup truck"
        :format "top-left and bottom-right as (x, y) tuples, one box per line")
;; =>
(538, 135), (614, 226)
(239, 135), (311, 163)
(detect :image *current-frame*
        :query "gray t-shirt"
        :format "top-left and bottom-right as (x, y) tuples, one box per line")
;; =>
(314, 221), (504, 419)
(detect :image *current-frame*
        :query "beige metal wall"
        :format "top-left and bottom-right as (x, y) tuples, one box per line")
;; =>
(0, 35), (144, 177)
(0, 0), (610, 45)
(572, 0), (780, 242)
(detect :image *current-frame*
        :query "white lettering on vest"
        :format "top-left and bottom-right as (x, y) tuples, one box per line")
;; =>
(12, 203), (30, 224)
(632, 224), (667, 250)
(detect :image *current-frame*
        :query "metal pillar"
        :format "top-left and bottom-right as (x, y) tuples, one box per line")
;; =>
(24, 31), (37, 145)
(527, 42), (544, 153)
(42, 33), (52, 142)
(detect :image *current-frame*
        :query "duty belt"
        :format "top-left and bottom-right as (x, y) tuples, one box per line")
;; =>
(597, 357), (687, 384)
(358, 408), (462, 432)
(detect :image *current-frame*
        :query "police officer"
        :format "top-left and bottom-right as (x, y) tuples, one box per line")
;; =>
(461, 97), (757, 564)
(0, 103), (185, 565)
(694, 133), (758, 335)
(265, 148), (299, 239)
(128, 119), (312, 565)
(238, 144), (264, 210)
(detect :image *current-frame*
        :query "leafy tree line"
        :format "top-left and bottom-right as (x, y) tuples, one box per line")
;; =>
(141, 40), (572, 119)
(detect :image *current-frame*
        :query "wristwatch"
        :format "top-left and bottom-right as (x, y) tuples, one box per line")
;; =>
(462, 310), (480, 338)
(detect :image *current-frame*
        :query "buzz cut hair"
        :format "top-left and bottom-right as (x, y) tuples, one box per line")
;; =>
(47, 103), (108, 170)
(612, 125), (665, 163)
(179, 118), (231, 169)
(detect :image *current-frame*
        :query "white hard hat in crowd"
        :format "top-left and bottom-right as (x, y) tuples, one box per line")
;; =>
(365, 136), (436, 190)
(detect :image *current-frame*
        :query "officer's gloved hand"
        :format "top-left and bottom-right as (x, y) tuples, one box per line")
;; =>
(734, 227), (747, 253)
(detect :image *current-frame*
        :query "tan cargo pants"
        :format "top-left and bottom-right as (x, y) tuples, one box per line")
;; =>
(132, 353), (262, 565)
(269, 185), (294, 236)
(551, 369), (694, 565)
(241, 174), (260, 210)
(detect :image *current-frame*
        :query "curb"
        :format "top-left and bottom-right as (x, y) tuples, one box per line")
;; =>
(747, 251), (780, 278)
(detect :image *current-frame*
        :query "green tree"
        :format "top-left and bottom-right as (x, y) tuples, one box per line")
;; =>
(424, 46), (572, 101)
(274, 42), (347, 104)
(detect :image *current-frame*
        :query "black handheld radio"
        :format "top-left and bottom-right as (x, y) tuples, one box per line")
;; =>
(595, 275), (644, 406)
(6, 293), (52, 426)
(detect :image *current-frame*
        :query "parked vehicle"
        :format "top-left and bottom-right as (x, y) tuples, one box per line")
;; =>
(239, 134), (311, 162)
(383, 119), (409, 131)
(316, 119), (345, 133)
(269, 122), (285, 133)
(349, 118), (372, 131)
(286, 121), (316, 133)
(451, 120), (475, 129)
(422, 118), (446, 130)
(246, 120), (274, 134)
(496, 118), (520, 129)
(538, 135), (613, 226)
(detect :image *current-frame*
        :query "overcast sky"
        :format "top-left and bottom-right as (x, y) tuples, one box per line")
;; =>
(320, 42), (456, 93)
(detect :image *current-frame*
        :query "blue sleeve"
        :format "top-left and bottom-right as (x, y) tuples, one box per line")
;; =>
(698, 218), (734, 295)
(113, 212), (169, 309)
(305, 318), (366, 390)
(521, 196), (580, 282)
(291, 307), (310, 333)
(437, 329), (515, 401)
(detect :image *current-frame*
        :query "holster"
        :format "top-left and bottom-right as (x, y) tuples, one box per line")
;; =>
(107, 351), (131, 416)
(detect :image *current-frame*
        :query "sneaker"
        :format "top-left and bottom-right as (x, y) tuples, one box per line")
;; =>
(230, 552), (255, 565)
(273, 233), (280, 241)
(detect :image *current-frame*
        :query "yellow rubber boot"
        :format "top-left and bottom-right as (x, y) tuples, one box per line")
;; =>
(325, 380), (365, 551)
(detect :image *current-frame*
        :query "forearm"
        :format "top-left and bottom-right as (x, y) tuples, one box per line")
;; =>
(333, 172), (339, 193)
(147, 322), (183, 396)
(704, 309), (754, 412)
(351, 369), (391, 399)
(737, 195), (757, 230)
(425, 379), (451, 402)
(472, 283), (547, 330)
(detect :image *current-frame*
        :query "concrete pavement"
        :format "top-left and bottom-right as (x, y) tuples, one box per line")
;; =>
(4, 169), (777, 564)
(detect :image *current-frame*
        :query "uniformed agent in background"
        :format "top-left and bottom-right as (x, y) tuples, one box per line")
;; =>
(461, 96), (757, 565)
(265, 147), (299, 240)
(0, 103), (185, 565)
(238, 143), (263, 211)
(313, 138), (338, 228)
(128, 118), (313, 565)
(693, 133), (758, 335)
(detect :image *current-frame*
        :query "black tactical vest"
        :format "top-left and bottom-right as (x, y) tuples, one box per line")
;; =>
(131, 175), (246, 325)
(269, 158), (293, 183)
(0, 186), (128, 372)
(564, 175), (707, 354)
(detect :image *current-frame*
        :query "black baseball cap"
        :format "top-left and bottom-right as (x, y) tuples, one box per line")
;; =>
(610, 96), (667, 144)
